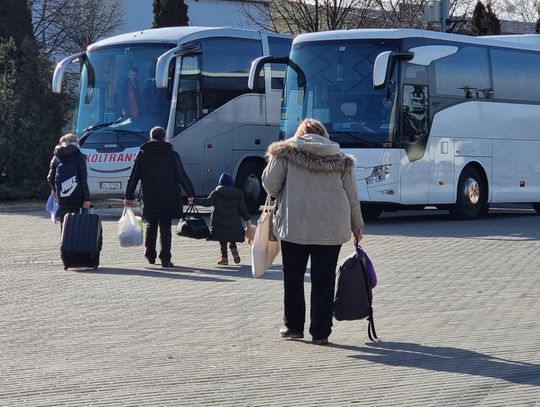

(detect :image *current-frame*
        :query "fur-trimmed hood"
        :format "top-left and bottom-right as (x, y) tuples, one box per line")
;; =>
(266, 133), (355, 172)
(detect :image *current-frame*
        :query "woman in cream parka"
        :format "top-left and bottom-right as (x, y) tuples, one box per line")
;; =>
(262, 118), (364, 345)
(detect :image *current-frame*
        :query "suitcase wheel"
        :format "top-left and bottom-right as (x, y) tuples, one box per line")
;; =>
(64, 266), (68, 270)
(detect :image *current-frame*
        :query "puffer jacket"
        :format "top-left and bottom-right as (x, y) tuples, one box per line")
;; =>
(47, 143), (90, 207)
(262, 133), (363, 246)
(194, 185), (251, 242)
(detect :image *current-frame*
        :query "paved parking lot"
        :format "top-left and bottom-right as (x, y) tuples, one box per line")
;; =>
(0, 203), (539, 406)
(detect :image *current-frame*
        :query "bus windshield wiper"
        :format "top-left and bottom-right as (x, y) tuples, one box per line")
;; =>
(330, 132), (374, 147)
(81, 118), (127, 141)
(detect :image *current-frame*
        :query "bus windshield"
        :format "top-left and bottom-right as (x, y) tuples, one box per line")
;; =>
(75, 44), (174, 136)
(282, 40), (400, 147)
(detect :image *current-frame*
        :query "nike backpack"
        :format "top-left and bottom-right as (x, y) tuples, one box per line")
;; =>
(55, 158), (82, 207)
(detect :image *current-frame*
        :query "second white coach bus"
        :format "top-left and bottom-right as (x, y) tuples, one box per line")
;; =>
(250, 28), (540, 219)
(53, 27), (292, 212)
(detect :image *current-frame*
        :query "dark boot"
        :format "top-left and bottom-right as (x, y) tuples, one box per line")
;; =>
(230, 243), (240, 264)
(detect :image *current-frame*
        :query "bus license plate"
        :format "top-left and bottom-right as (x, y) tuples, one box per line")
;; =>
(100, 182), (122, 190)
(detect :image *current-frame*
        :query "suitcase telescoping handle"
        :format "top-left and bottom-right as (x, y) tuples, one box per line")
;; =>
(79, 206), (94, 215)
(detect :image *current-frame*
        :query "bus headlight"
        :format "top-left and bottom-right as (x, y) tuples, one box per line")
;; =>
(366, 165), (391, 185)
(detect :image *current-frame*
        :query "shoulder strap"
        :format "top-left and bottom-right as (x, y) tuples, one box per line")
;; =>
(367, 312), (379, 342)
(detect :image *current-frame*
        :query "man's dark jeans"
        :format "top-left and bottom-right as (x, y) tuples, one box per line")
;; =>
(145, 215), (172, 262)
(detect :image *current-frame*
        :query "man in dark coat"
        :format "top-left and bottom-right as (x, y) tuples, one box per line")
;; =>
(124, 126), (194, 267)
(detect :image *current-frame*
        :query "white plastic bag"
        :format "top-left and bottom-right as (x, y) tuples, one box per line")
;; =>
(118, 207), (144, 247)
(251, 196), (280, 278)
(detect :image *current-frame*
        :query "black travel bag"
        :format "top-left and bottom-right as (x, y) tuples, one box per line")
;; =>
(175, 204), (210, 239)
(61, 209), (103, 270)
(333, 244), (379, 341)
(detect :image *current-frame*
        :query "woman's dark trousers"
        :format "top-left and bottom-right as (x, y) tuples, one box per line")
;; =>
(145, 215), (172, 262)
(280, 240), (341, 340)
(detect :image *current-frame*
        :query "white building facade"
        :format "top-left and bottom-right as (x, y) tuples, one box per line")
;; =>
(115, 0), (267, 35)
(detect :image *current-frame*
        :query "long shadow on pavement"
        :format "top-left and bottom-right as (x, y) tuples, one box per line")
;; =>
(330, 341), (540, 386)
(76, 267), (235, 282)
(76, 265), (293, 282)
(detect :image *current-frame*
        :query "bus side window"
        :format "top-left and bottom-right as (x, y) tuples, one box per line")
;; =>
(402, 84), (429, 155)
(200, 38), (263, 114)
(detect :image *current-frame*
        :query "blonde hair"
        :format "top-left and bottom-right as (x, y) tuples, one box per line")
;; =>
(59, 133), (78, 145)
(294, 118), (329, 139)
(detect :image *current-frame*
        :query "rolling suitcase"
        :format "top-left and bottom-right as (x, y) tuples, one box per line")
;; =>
(61, 209), (103, 270)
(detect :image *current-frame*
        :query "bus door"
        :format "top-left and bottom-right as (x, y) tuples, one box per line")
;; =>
(399, 63), (431, 205)
(171, 52), (205, 192)
(198, 36), (264, 194)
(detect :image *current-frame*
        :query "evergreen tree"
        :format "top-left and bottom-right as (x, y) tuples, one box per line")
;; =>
(0, 0), (67, 200)
(152, 0), (189, 28)
(485, 3), (501, 35)
(471, 1), (487, 36)
(0, 0), (34, 44)
(471, 1), (500, 36)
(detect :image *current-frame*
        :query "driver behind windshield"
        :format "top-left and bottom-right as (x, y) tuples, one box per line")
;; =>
(116, 67), (144, 119)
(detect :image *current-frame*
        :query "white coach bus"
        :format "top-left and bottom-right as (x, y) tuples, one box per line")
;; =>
(53, 27), (292, 212)
(250, 28), (540, 219)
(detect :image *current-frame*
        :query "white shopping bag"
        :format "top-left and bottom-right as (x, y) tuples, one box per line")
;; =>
(118, 207), (144, 247)
(251, 196), (280, 278)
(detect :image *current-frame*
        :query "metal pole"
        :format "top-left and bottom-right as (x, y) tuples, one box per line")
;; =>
(441, 0), (449, 32)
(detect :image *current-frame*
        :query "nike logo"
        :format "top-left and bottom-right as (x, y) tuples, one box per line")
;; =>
(60, 176), (78, 197)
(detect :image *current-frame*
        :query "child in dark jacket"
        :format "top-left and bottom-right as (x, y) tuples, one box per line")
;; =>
(189, 173), (252, 265)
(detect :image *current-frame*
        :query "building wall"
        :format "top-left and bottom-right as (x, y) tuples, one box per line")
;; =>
(113, 0), (267, 36)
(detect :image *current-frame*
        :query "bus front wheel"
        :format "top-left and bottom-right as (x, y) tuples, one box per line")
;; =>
(236, 161), (265, 214)
(450, 167), (486, 220)
(361, 204), (383, 221)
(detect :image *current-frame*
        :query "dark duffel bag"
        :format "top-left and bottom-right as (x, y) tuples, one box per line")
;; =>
(175, 204), (210, 239)
(333, 244), (379, 341)
(61, 208), (103, 270)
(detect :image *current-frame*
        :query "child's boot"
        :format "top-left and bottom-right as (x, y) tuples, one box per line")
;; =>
(230, 244), (241, 264)
(217, 256), (228, 265)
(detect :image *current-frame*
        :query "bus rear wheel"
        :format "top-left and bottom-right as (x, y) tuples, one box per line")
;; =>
(236, 161), (265, 214)
(450, 167), (486, 220)
(532, 203), (540, 213)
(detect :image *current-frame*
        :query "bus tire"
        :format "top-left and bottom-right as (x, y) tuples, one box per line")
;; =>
(532, 203), (540, 213)
(236, 161), (265, 214)
(450, 166), (486, 220)
(362, 204), (383, 221)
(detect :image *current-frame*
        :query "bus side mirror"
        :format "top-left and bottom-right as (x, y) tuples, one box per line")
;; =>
(156, 44), (202, 89)
(373, 51), (414, 90)
(52, 52), (85, 93)
(156, 46), (182, 89)
(248, 55), (289, 90)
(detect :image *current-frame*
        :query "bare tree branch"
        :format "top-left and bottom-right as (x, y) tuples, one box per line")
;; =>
(31, 0), (126, 59)
(241, 0), (481, 34)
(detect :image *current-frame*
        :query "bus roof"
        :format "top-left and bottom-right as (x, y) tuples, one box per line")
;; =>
(293, 28), (540, 52)
(88, 26), (289, 50)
